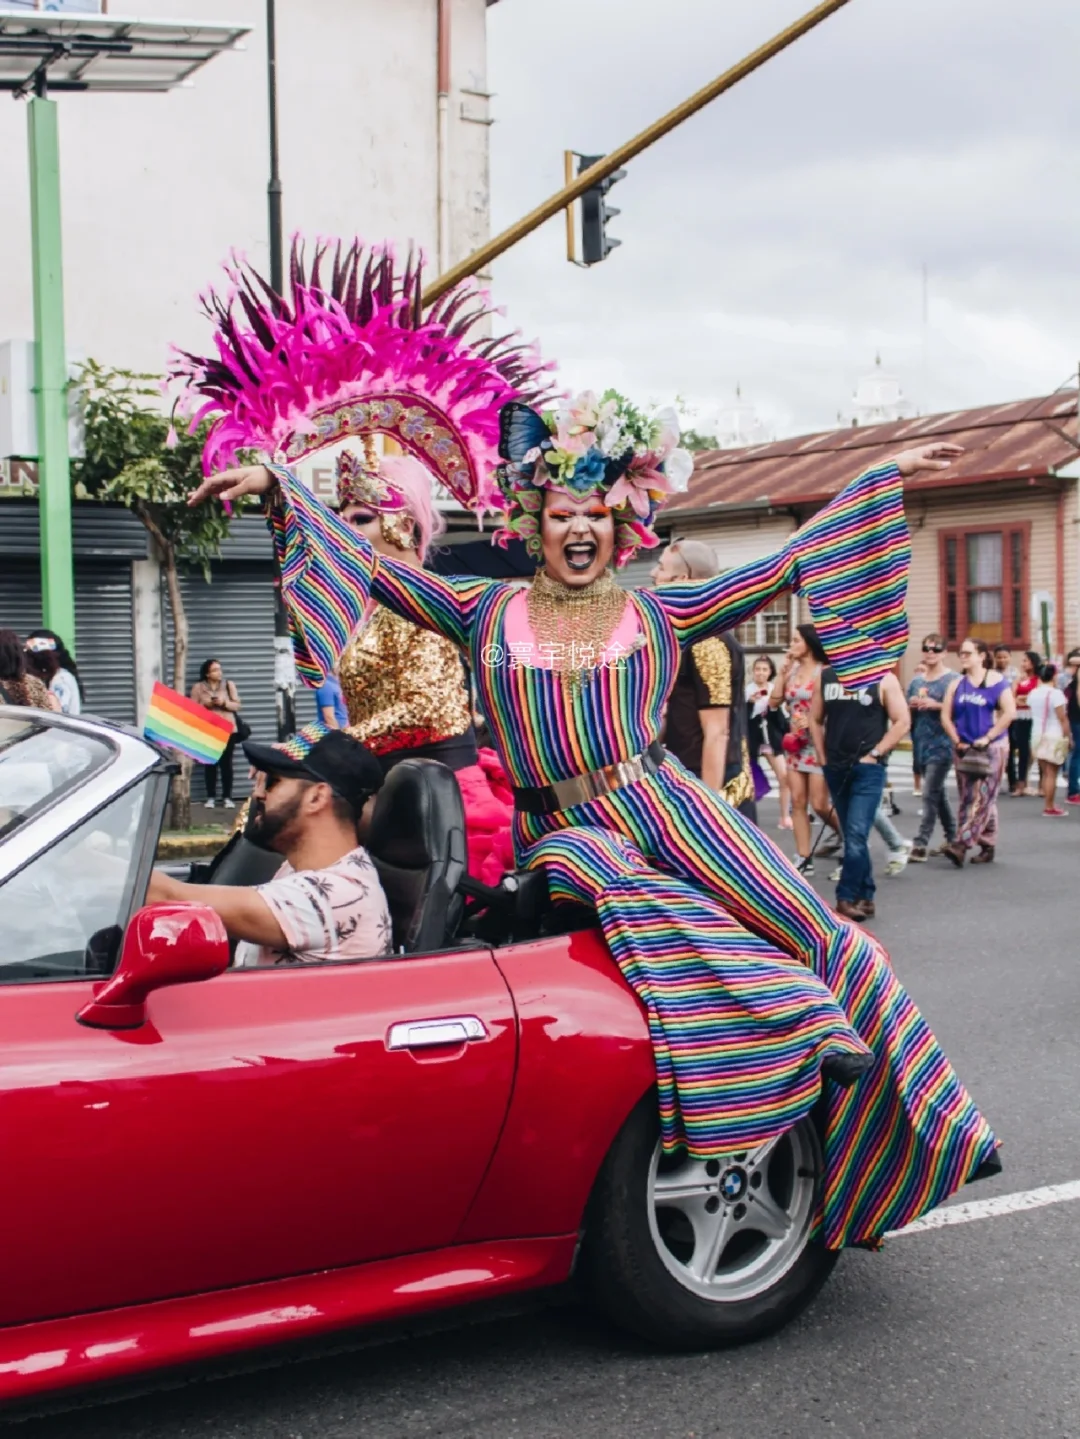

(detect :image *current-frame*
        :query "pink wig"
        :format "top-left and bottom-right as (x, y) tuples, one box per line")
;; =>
(378, 454), (446, 561)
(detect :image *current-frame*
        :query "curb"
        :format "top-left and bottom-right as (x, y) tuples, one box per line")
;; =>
(156, 831), (231, 860)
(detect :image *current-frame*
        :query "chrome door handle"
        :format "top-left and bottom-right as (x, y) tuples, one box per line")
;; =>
(387, 1016), (488, 1050)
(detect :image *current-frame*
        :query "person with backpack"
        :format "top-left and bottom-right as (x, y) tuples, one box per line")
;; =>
(810, 664), (910, 921)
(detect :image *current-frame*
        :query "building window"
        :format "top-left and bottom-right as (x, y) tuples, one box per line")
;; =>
(939, 524), (1029, 648)
(735, 594), (793, 653)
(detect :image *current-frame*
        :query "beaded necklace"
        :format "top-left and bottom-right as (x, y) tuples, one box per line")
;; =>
(526, 568), (628, 693)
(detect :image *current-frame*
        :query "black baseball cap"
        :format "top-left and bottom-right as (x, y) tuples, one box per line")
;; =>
(243, 722), (384, 817)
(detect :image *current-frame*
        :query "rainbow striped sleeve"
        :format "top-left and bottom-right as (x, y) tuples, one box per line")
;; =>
(267, 466), (493, 680)
(656, 462), (909, 688)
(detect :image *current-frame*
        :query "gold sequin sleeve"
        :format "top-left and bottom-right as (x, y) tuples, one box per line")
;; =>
(339, 607), (472, 754)
(691, 637), (733, 708)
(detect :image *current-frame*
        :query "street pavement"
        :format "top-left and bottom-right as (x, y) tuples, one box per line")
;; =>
(6, 793), (1079, 1439)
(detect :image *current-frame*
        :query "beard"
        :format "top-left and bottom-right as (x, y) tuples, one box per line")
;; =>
(244, 790), (303, 853)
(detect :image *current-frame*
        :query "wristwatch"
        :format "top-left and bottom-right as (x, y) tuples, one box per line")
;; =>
(869, 747), (882, 761)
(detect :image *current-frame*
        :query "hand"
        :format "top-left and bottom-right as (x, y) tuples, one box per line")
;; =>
(859, 754), (879, 764)
(188, 464), (275, 508)
(973, 736), (990, 750)
(892, 442), (964, 477)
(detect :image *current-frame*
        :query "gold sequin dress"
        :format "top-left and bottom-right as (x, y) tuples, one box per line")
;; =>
(339, 607), (473, 757)
(338, 606), (515, 885)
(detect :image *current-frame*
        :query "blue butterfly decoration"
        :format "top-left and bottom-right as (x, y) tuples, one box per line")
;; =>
(498, 402), (550, 464)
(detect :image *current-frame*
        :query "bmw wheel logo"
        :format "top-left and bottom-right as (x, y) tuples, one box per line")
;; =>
(720, 1167), (747, 1201)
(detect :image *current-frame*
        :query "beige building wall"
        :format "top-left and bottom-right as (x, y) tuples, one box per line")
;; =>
(902, 485), (1072, 683)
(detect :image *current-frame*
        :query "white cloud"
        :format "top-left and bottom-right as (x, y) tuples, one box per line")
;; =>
(487, 0), (1079, 436)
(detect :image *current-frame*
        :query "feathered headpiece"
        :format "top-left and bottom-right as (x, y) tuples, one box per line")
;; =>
(495, 389), (693, 566)
(169, 237), (556, 519)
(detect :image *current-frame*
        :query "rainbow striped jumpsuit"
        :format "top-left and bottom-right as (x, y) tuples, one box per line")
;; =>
(267, 461), (997, 1247)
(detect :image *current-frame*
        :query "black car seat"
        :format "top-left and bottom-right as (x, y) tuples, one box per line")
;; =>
(367, 759), (467, 953)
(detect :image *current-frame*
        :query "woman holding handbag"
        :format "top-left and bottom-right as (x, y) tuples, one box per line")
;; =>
(940, 638), (1015, 865)
(190, 658), (244, 808)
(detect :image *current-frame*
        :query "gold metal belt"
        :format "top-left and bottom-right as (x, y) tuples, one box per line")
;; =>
(513, 740), (667, 815)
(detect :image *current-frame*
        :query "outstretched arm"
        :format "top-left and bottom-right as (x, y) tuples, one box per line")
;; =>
(190, 464), (493, 682)
(654, 445), (961, 689)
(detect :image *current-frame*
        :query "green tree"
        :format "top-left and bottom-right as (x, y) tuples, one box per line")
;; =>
(72, 360), (237, 829)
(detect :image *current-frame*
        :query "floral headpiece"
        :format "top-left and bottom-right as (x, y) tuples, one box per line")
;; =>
(335, 437), (407, 513)
(494, 389), (693, 566)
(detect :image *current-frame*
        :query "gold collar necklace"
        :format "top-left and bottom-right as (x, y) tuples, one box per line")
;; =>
(526, 568), (627, 692)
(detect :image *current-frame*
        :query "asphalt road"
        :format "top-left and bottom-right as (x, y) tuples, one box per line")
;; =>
(7, 792), (1079, 1439)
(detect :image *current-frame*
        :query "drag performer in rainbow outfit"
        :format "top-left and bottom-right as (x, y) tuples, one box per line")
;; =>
(179, 240), (997, 1249)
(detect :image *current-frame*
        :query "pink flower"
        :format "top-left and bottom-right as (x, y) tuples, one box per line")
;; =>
(553, 421), (593, 456)
(604, 453), (676, 516)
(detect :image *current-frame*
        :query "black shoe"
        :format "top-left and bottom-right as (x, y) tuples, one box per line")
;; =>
(821, 1048), (874, 1087)
(969, 1149), (1003, 1183)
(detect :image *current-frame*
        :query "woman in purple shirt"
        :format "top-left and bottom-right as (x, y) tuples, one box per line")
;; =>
(941, 638), (1016, 865)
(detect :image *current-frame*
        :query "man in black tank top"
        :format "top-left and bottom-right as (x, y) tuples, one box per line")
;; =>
(809, 665), (910, 921)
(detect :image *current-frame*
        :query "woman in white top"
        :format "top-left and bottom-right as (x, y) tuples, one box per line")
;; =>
(24, 631), (84, 715)
(1028, 662), (1071, 817)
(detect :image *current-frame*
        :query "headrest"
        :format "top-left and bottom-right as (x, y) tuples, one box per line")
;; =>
(367, 758), (466, 870)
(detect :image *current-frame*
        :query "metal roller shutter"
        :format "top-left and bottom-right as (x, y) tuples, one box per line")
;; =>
(0, 561), (43, 644)
(165, 561), (317, 797)
(0, 559), (135, 724)
(74, 564), (136, 724)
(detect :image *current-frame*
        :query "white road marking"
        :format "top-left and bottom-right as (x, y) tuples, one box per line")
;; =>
(889, 1180), (1080, 1237)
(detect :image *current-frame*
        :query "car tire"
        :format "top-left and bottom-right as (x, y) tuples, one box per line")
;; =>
(582, 1093), (839, 1350)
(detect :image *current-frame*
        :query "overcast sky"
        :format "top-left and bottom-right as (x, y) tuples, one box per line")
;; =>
(486, 0), (1078, 441)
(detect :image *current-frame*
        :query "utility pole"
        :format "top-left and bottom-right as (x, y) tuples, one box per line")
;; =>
(28, 72), (75, 648)
(423, 0), (854, 307)
(265, 0), (296, 738)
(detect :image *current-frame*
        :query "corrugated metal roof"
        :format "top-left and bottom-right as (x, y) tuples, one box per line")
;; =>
(667, 391), (1080, 516)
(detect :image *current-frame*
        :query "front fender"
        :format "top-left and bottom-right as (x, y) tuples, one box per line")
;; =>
(456, 928), (655, 1243)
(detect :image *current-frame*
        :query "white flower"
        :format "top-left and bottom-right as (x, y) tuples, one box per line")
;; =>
(663, 447), (694, 492)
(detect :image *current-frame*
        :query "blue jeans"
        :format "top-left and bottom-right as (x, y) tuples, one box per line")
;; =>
(1069, 722), (1080, 797)
(825, 760), (886, 904)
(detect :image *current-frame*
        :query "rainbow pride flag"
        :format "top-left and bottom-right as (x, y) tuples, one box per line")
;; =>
(143, 682), (234, 764)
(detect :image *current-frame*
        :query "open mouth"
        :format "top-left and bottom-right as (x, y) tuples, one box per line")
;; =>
(563, 540), (598, 573)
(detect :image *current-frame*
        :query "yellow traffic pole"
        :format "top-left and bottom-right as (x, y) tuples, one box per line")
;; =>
(423, 0), (854, 308)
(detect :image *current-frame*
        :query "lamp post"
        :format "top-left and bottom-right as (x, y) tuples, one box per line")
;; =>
(28, 70), (75, 645)
(265, 0), (296, 738)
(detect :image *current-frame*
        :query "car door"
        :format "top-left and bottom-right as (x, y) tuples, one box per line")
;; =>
(0, 786), (516, 1327)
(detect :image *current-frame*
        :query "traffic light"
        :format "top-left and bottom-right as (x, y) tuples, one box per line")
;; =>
(578, 153), (626, 266)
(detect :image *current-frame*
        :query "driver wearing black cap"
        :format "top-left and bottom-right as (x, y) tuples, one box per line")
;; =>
(148, 724), (392, 965)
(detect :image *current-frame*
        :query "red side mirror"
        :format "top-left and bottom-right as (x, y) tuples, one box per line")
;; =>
(76, 903), (230, 1030)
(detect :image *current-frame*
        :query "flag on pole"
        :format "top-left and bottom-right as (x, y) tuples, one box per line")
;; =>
(143, 682), (233, 764)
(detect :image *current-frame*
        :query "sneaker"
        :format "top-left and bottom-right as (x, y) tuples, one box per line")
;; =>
(1042, 807), (1067, 818)
(828, 865), (842, 883)
(930, 841), (952, 856)
(796, 856), (815, 878)
(204, 798), (217, 808)
(222, 798), (236, 809)
(886, 844), (911, 877)
(1067, 796), (1080, 806)
(818, 835), (843, 858)
(908, 844), (928, 863)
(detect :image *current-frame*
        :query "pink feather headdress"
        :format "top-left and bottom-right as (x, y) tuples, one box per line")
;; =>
(170, 237), (556, 519)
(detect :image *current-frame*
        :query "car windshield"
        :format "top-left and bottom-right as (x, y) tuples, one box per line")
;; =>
(0, 716), (112, 841)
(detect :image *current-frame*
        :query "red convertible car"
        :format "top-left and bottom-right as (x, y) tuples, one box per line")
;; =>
(0, 708), (837, 1406)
